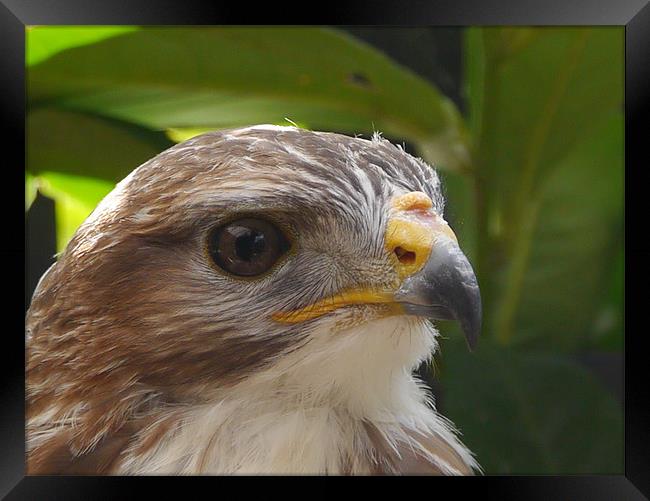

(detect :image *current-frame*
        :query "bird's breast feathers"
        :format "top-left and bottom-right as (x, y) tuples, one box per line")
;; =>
(117, 316), (476, 475)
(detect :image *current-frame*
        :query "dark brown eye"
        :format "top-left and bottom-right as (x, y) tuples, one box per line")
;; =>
(208, 218), (291, 277)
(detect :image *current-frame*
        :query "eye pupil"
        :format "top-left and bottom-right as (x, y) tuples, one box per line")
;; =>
(235, 231), (265, 262)
(208, 218), (290, 277)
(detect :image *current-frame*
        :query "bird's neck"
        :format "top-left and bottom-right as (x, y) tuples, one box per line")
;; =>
(118, 317), (463, 474)
(119, 366), (437, 474)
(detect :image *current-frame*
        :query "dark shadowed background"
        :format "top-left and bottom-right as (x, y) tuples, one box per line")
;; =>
(25, 26), (624, 474)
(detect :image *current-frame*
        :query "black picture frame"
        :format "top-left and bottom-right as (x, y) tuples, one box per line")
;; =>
(4, 0), (648, 498)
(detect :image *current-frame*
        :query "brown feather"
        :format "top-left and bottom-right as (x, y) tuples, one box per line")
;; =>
(397, 429), (474, 475)
(362, 421), (474, 475)
(28, 421), (140, 474)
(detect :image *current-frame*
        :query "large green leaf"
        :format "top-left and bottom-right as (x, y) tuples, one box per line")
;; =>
(438, 339), (623, 474)
(25, 172), (37, 211)
(28, 27), (469, 171)
(26, 26), (139, 66)
(462, 28), (624, 348)
(469, 28), (622, 199)
(27, 108), (173, 250)
(27, 107), (173, 182)
(513, 114), (623, 350)
(591, 243), (624, 351)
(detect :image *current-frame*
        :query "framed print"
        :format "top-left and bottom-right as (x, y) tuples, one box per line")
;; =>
(3, 0), (649, 498)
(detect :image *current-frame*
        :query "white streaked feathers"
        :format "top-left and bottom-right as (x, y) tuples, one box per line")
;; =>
(118, 315), (478, 474)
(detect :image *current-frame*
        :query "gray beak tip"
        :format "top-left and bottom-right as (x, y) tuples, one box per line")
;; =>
(396, 238), (482, 352)
(461, 315), (481, 352)
(458, 283), (482, 351)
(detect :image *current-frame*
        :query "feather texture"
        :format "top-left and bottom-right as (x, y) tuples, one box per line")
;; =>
(26, 125), (479, 475)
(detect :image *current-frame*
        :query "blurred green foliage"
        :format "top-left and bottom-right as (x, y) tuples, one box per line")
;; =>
(26, 26), (624, 474)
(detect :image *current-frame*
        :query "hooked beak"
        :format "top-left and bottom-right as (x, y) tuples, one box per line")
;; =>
(272, 191), (482, 350)
(393, 235), (482, 351)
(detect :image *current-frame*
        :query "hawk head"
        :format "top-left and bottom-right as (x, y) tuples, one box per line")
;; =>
(27, 125), (481, 474)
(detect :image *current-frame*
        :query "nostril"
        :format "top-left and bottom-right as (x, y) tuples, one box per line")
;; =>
(394, 246), (416, 265)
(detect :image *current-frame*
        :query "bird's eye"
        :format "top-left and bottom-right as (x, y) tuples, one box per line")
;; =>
(207, 218), (291, 277)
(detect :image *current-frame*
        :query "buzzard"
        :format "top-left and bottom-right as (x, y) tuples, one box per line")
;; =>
(26, 125), (482, 475)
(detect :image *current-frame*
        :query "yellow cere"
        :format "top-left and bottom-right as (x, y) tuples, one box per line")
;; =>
(390, 191), (433, 211)
(384, 216), (436, 280)
(386, 191), (457, 279)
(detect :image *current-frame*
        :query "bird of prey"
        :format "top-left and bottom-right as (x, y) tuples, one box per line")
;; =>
(26, 125), (482, 475)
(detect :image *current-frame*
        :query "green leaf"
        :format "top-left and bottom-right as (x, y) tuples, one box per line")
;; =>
(25, 172), (37, 211)
(512, 114), (623, 350)
(464, 28), (624, 348)
(438, 339), (623, 474)
(590, 244), (624, 351)
(469, 28), (622, 190)
(27, 26), (139, 66)
(27, 108), (172, 250)
(30, 172), (115, 251)
(27, 107), (173, 182)
(28, 27), (469, 171)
